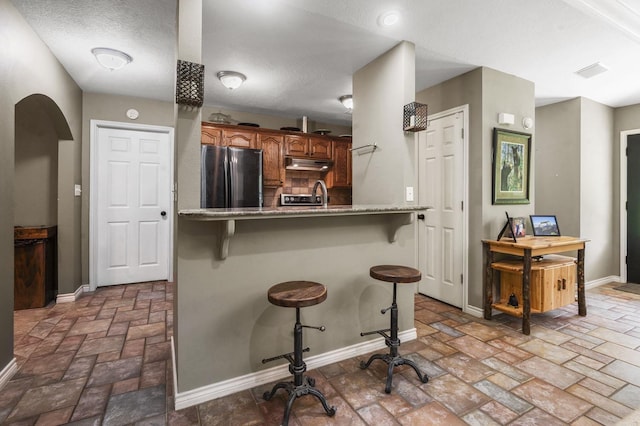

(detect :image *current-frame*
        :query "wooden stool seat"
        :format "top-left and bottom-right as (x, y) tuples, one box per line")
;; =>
(370, 265), (421, 283)
(263, 280), (335, 424)
(267, 281), (327, 308)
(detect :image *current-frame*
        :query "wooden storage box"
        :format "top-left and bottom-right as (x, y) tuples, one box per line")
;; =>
(492, 255), (576, 314)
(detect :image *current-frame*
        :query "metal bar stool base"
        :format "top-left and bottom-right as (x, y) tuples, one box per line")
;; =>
(360, 352), (429, 394)
(360, 282), (429, 393)
(263, 376), (336, 426)
(263, 306), (335, 425)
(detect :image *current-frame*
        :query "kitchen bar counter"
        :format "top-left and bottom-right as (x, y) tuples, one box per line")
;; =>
(178, 204), (428, 220)
(179, 205), (428, 259)
(174, 204), (424, 407)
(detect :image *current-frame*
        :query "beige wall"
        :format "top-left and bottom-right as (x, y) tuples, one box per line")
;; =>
(536, 97), (616, 281)
(0, 0), (82, 369)
(176, 215), (415, 392)
(15, 99), (60, 226)
(352, 41), (417, 205)
(417, 67), (535, 309)
(581, 98), (615, 280)
(81, 92), (175, 284)
(535, 99), (581, 235)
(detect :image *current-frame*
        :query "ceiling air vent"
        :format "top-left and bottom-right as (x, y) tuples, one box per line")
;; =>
(575, 62), (609, 79)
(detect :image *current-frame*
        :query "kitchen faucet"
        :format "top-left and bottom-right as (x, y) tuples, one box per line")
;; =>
(312, 179), (328, 207)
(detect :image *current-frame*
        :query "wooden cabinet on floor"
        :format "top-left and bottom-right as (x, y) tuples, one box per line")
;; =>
(493, 255), (577, 314)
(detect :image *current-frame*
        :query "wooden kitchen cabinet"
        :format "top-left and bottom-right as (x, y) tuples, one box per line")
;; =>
(493, 255), (576, 313)
(201, 123), (258, 149)
(284, 135), (332, 159)
(327, 139), (352, 188)
(258, 133), (284, 187)
(308, 136), (332, 159)
(223, 127), (257, 149)
(284, 134), (308, 156)
(201, 125), (223, 145)
(201, 122), (352, 191)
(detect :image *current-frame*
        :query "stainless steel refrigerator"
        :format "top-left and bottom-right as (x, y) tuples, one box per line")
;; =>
(201, 145), (263, 208)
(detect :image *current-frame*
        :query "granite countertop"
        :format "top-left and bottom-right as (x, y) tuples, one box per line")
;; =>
(178, 204), (429, 221)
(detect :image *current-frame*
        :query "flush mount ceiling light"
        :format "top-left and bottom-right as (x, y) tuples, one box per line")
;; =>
(575, 62), (609, 79)
(339, 94), (353, 110)
(91, 47), (132, 71)
(217, 71), (246, 90)
(378, 11), (400, 27)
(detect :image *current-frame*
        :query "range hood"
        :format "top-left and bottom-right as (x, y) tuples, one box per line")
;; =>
(285, 157), (333, 172)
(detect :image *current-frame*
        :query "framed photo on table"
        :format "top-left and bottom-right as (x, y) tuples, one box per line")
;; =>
(492, 128), (531, 204)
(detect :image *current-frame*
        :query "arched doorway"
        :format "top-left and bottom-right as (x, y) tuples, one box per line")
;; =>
(14, 94), (73, 310)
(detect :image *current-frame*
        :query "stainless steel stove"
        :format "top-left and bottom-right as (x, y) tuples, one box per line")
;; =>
(280, 193), (323, 206)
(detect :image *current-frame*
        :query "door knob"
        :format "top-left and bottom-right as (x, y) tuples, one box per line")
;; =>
(417, 214), (425, 220)
(161, 211), (167, 217)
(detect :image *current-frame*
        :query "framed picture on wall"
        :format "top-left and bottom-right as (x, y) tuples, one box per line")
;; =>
(492, 128), (531, 204)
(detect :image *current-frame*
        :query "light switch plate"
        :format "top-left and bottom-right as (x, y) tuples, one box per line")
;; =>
(74, 184), (82, 196)
(406, 186), (414, 202)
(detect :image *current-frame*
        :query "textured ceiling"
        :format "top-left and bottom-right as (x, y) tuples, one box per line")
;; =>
(11, 0), (640, 126)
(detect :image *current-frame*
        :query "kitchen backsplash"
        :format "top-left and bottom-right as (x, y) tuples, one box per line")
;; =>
(262, 170), (351, 207)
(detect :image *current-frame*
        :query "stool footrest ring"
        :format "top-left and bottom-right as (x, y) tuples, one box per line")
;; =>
(360, 328), (390, 339)
(302, 324), (326, 332)
(262, 347), (309, 364)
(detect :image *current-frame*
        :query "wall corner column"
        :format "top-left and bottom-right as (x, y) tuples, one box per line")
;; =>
(174, 0), (203, 393)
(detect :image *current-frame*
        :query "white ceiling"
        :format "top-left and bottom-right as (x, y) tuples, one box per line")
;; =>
(11, 0), (640, 126)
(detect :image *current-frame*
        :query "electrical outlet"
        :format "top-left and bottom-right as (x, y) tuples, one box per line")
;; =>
(406, 186), (414, 202)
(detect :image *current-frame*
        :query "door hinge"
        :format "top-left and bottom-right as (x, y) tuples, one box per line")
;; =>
(626, 147), (629, 156)
(461, 128), (464, 139)
(460, 274), (463, 284)
(626, 255), (628, 264)
(626, 201), (628, 211)
(173, 182), (178, 202)
(461, 201), (464, 211)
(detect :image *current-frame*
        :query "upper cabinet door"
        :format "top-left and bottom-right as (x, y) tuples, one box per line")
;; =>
(284, 135), (309, 156)
(328, 139), (351, 188)
(201, 126), (223, 145)
(223, 128), (257, 149)
(258, 133), (284, 187)
(308, 137), (332, 159)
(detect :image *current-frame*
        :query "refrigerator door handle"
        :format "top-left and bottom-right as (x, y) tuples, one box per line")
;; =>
(224, 153), (231, 208)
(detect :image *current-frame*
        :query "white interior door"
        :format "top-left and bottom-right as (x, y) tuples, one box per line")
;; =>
(92, 122), (173, 287)
(418, 109), (465, 307)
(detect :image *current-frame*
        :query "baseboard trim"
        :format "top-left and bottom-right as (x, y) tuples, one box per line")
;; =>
(464, 304), (484, 318)
(0, 358), (18, 391)
(173, 328), (417, 410)
(56, 284), (89, 303)
(586, 275), (620, 290)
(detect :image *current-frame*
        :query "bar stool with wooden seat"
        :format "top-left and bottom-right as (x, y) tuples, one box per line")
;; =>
(262, 281), (336, 425)
(360, 265), (429, 393)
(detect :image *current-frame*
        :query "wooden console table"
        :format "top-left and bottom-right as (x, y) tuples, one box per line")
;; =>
(482, 236), (588, 335)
